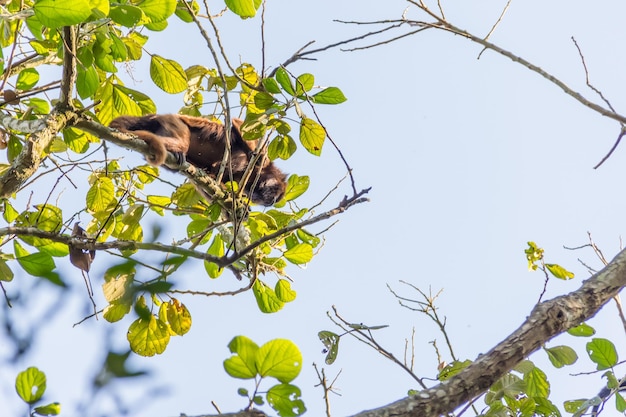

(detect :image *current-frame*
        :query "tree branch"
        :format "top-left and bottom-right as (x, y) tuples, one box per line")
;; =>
(351, 248), (626, 417)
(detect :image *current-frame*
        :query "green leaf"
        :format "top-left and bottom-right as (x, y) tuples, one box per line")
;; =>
(117, 204), (144, 242)
(147, 195), (171, 215)
(14, 241), (56, 277)
(524, 366), (549, 397)
(283, 243), (313, 265)
(97, 78), (156, 124)
(438, 360), (472, 380)
(311, 87), (347, 104)
(617, 393), (626, 413)
(283, 174), (309, 202)
(109, 5), (144, 27)
(275, 279), (296, 302)
(33, 0), (91, 28)
(294, 73), (314, 96)
(587, 338), (618, 370)
(267, 383), (306, 417)
(224, 335), (259, 379)
(299, 117), (325, 156)
(33, 402), (61, 416)
(224, 0), (261, 18)
(138, 0), (177, 22)
(262, 77), (281, 94)
(253, 279), (284, 313)
(103, 302), (132, 323)
(545, 345), (578, 368)
(23, 99), (49, 116)
(127, 316), (170, 356)
(204, 234), (224, 278)
(485, 373), (525, 404)
(545, 263), (574, 280)
(150, 55), (188, 93)
(76, 64), (99, 99)
(268, 135), (297, 160)
(87, 176), (115, 213)
(166, 299), (191, 335)
(563, 399), (589, 414)
(256, 339), (302, 383)
(318, 331), (339, 365)
(16, 68), (39, 90)
(15, 367), (46, 404)
(0, 259), (14, 282)
(254, 92), (276, 110)
(275, 68), (294, 95)
(568, 322), (595, 337)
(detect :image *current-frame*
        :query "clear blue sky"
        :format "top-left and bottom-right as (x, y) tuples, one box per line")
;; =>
(3, 1), (626, 416)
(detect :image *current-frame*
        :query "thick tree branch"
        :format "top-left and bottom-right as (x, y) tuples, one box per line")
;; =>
(0, 110), (77, 198)
(351, 248), (626, 417)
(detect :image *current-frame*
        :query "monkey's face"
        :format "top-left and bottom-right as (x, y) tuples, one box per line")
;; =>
(249, 168), (287, 206)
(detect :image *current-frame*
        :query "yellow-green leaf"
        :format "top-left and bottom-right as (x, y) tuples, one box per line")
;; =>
(224, 0), (261, 18)
(275, 279), (296, 302)
(545, 263), (574, 280)
(166, 299), (191, 335)
(253, 280), (284, 313)
(15, 367), (46, 404)
(299, 117), (325, 156)
(33, 0), (91, 28)
(150, 55), (187, 93)
(284, 243), (313, 265)
(137, 0), (177, 22)
(256, 339), (302, 383)
(127, 316), (170, 356)
(87, 177), (115, 213)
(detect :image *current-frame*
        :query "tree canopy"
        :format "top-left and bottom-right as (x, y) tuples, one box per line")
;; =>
(3, 1), (626, 417)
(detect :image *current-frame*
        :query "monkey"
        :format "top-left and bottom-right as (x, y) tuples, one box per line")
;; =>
(109, 114), (287, 206)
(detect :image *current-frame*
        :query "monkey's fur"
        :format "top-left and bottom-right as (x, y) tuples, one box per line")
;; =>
(109, 114), (287, 206)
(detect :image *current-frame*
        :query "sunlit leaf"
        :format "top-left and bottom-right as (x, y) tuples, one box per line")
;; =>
(33, 0), (91, 28)
(299, 117), (325, 156)
(275, 68), (294, 95)
(15, 367), (46, 404)
(438, 360), (471, 380)
(256, 339), (302, 383)
(109, 5), (143, 27)
(284, 243), (313, 265)
(127, 315), (170, 356)
(568, 322), (595, 337)
(524, 366), (549, 398)
(587, 338), (618, 370)
(224, 335), (259, 379)
(545, 263), (574, 280)
(150, 55), (188, 93)
(204, 234), (224, 278)
(224, 0), (261, 18)
(283, 174), (309, 202)
(294, 73), (314, 96)
(275, 279), (296, 302)
(311, 87), (347, 104)
(33, 402), (61, 416)
(166, 299), (192, 335)
(138, 0), (177, 22)
(253, 279), (284, 313)
(16, 68), (39, 90)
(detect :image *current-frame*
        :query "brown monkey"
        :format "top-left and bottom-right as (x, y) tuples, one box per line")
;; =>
(109, 114), (287, 206)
